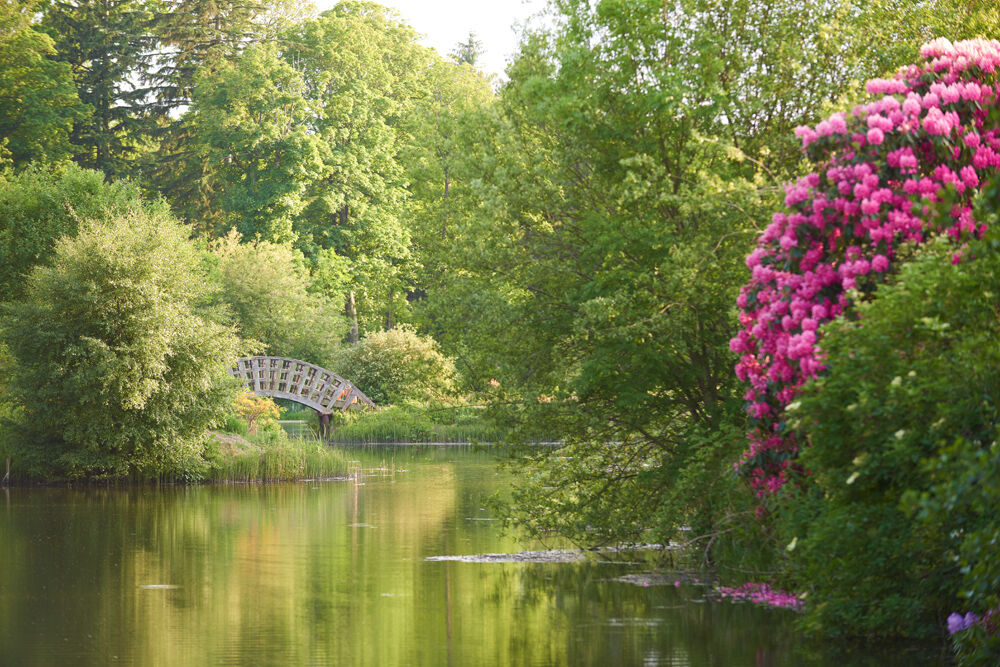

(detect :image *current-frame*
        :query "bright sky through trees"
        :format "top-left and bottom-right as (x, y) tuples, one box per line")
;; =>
(316, 0), (546, 77)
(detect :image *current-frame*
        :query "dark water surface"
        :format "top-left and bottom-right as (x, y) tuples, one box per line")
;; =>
(0, 446), (947, 665)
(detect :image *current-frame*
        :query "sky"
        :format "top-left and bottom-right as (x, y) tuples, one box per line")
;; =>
(315, 0), (548, 78)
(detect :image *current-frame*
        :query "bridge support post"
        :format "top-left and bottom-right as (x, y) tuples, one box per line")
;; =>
(318, 412), (332, 439)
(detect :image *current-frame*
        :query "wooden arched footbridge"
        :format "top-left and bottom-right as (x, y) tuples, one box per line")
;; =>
(230, 357), (376, 422)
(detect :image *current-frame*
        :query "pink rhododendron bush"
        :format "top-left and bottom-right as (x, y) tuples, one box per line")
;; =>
(731, 38), (1000, 495)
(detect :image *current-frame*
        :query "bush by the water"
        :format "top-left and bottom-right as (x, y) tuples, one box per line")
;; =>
(778, 180), (1000, 649)
(729, 40), (1000, 658)
(0, 163), (167, 299)
(732, 38), (1000, 495)
(333, 325), (457, 405)
(0, 208), (243, 480)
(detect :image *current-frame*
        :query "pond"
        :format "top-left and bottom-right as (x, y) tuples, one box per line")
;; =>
(0, 446), (948, 665)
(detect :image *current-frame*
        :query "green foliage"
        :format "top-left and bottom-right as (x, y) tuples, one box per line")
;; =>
(148, 0), (318, 235)
(151, 0), (308, 112)
(332, 326), (457, 405)
(203, 430), (350, 483)
(284, 3), (430, 330)
(450, 32), (483, 67)
(938, 434), (1000, 666)
(403, 58), (494, 351)
(0, 342), (19, 476)
(220, 413), (250, 438)
(0, 21), (88, 167)
(0, 208), (243, 480)
(206, 231), (346, 365)
(189, 43), (326, 242)
(0, 163), (167, 300)
(421, 0), (814, 548)
(325, 402), (503, 444)
(41, 0), (156, 179)
(952, 614), (1000, 667)
(0, 0), (38, 33)
(782, 184), (1000, 639)
(411, 0), (995, 555)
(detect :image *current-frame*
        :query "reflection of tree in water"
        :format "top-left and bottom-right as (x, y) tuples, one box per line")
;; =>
(472, 560), (806, 666)
(0, 455), (941, 666)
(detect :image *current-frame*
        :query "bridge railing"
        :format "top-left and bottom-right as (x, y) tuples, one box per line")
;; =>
(229, 356), (376, 414)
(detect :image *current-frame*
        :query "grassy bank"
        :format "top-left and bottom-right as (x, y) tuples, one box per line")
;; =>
(207, 417), (350, 482)
(322, 403), (506, 444)
(0, 402), (499, 485)
(0, 421), (352, 485)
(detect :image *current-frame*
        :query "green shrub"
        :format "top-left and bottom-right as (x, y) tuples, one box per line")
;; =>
(0, 163), (167, 299)
(0, 208), (243, 480)
(782, 185), (1000, 640)
(332, 326), (457, 405)
(206, 231), (346, 366)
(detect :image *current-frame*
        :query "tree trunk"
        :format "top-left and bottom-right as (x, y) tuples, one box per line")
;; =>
(385, 288), (394, 330)
(346, 290), (359, 346)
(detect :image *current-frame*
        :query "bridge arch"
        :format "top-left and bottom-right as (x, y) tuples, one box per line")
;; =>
(230, 356), (376, 414)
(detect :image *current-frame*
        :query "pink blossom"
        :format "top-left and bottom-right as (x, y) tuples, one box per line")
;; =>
(921, 37), (954, 58)
(961, 165), (979, 189)
(733, 39), (1000, 497)
(961, 82), (983, 102)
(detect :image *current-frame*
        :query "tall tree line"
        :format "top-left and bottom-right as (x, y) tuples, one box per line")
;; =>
(2, 0), (495, 341)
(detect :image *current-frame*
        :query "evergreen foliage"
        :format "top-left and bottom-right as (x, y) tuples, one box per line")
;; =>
(41, 0), (156, 179)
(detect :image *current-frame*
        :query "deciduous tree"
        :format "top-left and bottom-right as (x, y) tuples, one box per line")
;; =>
(0, 209), (243, 480)
(188, 43), (326, 241)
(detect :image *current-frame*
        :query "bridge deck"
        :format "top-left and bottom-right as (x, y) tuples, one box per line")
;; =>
(230, 356), (376, 413)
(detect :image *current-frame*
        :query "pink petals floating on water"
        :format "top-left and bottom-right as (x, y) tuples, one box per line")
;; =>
(715, 582), (803, 611)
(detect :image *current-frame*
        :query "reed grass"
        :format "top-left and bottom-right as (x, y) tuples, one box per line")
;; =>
(326, 403), (506, 444)
(205, 429), (351, 483)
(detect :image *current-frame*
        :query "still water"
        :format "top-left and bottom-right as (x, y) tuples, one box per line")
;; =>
(0, 446), (946, 666)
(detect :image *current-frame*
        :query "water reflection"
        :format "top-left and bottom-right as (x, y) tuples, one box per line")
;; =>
(0, 447), (947, 665)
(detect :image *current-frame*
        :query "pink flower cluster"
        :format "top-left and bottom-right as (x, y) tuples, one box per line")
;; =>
(732, 39), (1000, 495)
(716, 582), (803, 611)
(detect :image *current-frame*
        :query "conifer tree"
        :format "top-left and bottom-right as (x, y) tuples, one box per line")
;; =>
(41, 0), (156, 178)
